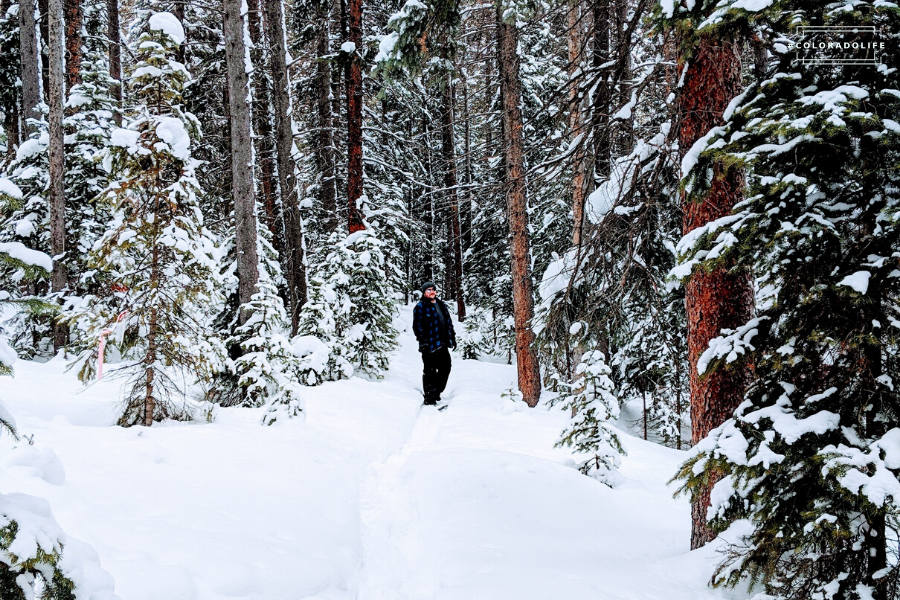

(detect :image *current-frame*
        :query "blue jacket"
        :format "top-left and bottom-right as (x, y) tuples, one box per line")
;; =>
(413, 299), (456, 353)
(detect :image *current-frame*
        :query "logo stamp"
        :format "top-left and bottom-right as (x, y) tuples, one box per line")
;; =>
(786, 26), (884, 66)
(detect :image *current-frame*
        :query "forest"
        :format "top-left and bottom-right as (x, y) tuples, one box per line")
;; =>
(1, 0), (900, 597)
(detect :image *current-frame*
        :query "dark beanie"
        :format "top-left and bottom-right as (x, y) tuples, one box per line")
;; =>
(420, 281), (436, 293)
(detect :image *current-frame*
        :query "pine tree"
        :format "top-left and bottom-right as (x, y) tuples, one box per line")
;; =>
(672, 1), (900, 597)
(557, 349), (625, 487)
(223, 226), (307, 424)
(297, 228), (398, 379)
(65, 12), (222, 427)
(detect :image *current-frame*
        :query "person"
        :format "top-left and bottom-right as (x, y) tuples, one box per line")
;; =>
(412, 282), (456, 406)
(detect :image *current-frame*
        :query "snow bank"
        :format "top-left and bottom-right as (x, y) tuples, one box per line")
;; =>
(0, 305), (722, 600)
(148, 11), (185, 45)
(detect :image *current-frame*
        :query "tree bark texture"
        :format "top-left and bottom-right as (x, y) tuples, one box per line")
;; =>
(497, 4), (541, 407)
(64, 0), (81, 90)
(345, 0), (365, 233)
(440, 65), (466, 321)
(247, 0), (281, 254)
(19, 0), (41, 135)
(224, 0), (260, 321)
(679, 37), (754, 550)
(592, 0), (610, 182)
(265, 0), (308, 333)
(107, 0), (122, 126)
(315, 0), (338, 232)
(567, 0), (586, 245)
(48, 0), (67, 349)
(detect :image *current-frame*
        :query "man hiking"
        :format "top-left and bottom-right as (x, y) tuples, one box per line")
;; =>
(412, 282), (456, 406)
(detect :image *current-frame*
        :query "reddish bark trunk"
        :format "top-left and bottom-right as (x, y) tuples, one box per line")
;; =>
(64, 0), (81, 90)
(679, 37), (754, 550)
(346, 0), (365, 233)
(497, 5), (541, 407)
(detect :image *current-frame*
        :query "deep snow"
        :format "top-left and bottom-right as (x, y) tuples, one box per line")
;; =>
(1, 305), (731, 600)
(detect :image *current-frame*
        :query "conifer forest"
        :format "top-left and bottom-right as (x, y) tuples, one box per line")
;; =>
(1, 0), (900, 598)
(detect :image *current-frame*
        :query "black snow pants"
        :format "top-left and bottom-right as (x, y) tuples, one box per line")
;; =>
(422, 347), (452, 404)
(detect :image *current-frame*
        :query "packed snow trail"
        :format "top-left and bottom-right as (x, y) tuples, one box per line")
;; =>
(0, 306), (732, 600)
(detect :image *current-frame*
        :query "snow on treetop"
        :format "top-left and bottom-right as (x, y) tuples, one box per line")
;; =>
(149, 12), (185, 45)
(156, 117), (191, 161)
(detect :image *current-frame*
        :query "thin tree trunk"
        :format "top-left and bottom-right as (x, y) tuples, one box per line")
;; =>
(248, 0), (281, 253)
(315, 0), (337, 232)
(48, 0), (66, 350)
(144, 244), (159, 427)
(265, 0), (308, 333)
(461, 67), (473, 252)
(496, 2), (541, 407)
(592, 0), (610, 183)
(440, 60), (466, 321)
(64, 0), (81, 90)
(224, 0), (260, 321)
(679, 37), (753, 550)
(19, 0), (41, 135)
(345, 0), (365, 233)
(39, 0), (49, 97)
(173, 0), (185, 65)
(567, 0), (587, 245)
(107, 0), (121, 126)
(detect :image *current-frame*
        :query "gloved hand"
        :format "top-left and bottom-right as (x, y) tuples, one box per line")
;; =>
(449, 341), (457, 350)
(418, 343), (428, 353)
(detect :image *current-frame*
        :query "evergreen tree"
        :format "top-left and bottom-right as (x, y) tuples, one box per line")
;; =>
(65, 12), (222, 427)
(557, 349), (625, 487)
(297, 228), (398, 379)
(672, 1), (900, 597)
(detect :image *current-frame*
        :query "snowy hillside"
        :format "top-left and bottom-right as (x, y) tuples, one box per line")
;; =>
(1, 306), (726, 600)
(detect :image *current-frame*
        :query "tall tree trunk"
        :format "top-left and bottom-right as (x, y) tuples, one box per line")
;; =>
(496, 2), (541, 407)
(247, 0), (281, 254)
(48, 0), (66, 350)
(224, 0), (260, 322)
(2, 0), (20, 162)
(567, 0), (587, 245)
(592, 0), (610, 183)
(315, 0), (337, 232)
(266, 0), (308, 333)
(39, 0), (49, 97)
(345, 0), (365, 233)
(461, 66), (473, 252)
(107, 0), (122, 126)
(19, 0), (41, 135)
(64, 0), (81, 90)
(679, 37), (753, 550)
(440, 60), (466, 321)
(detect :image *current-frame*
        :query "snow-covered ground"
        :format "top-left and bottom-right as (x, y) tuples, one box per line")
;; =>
(1, 305), (729, 600)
